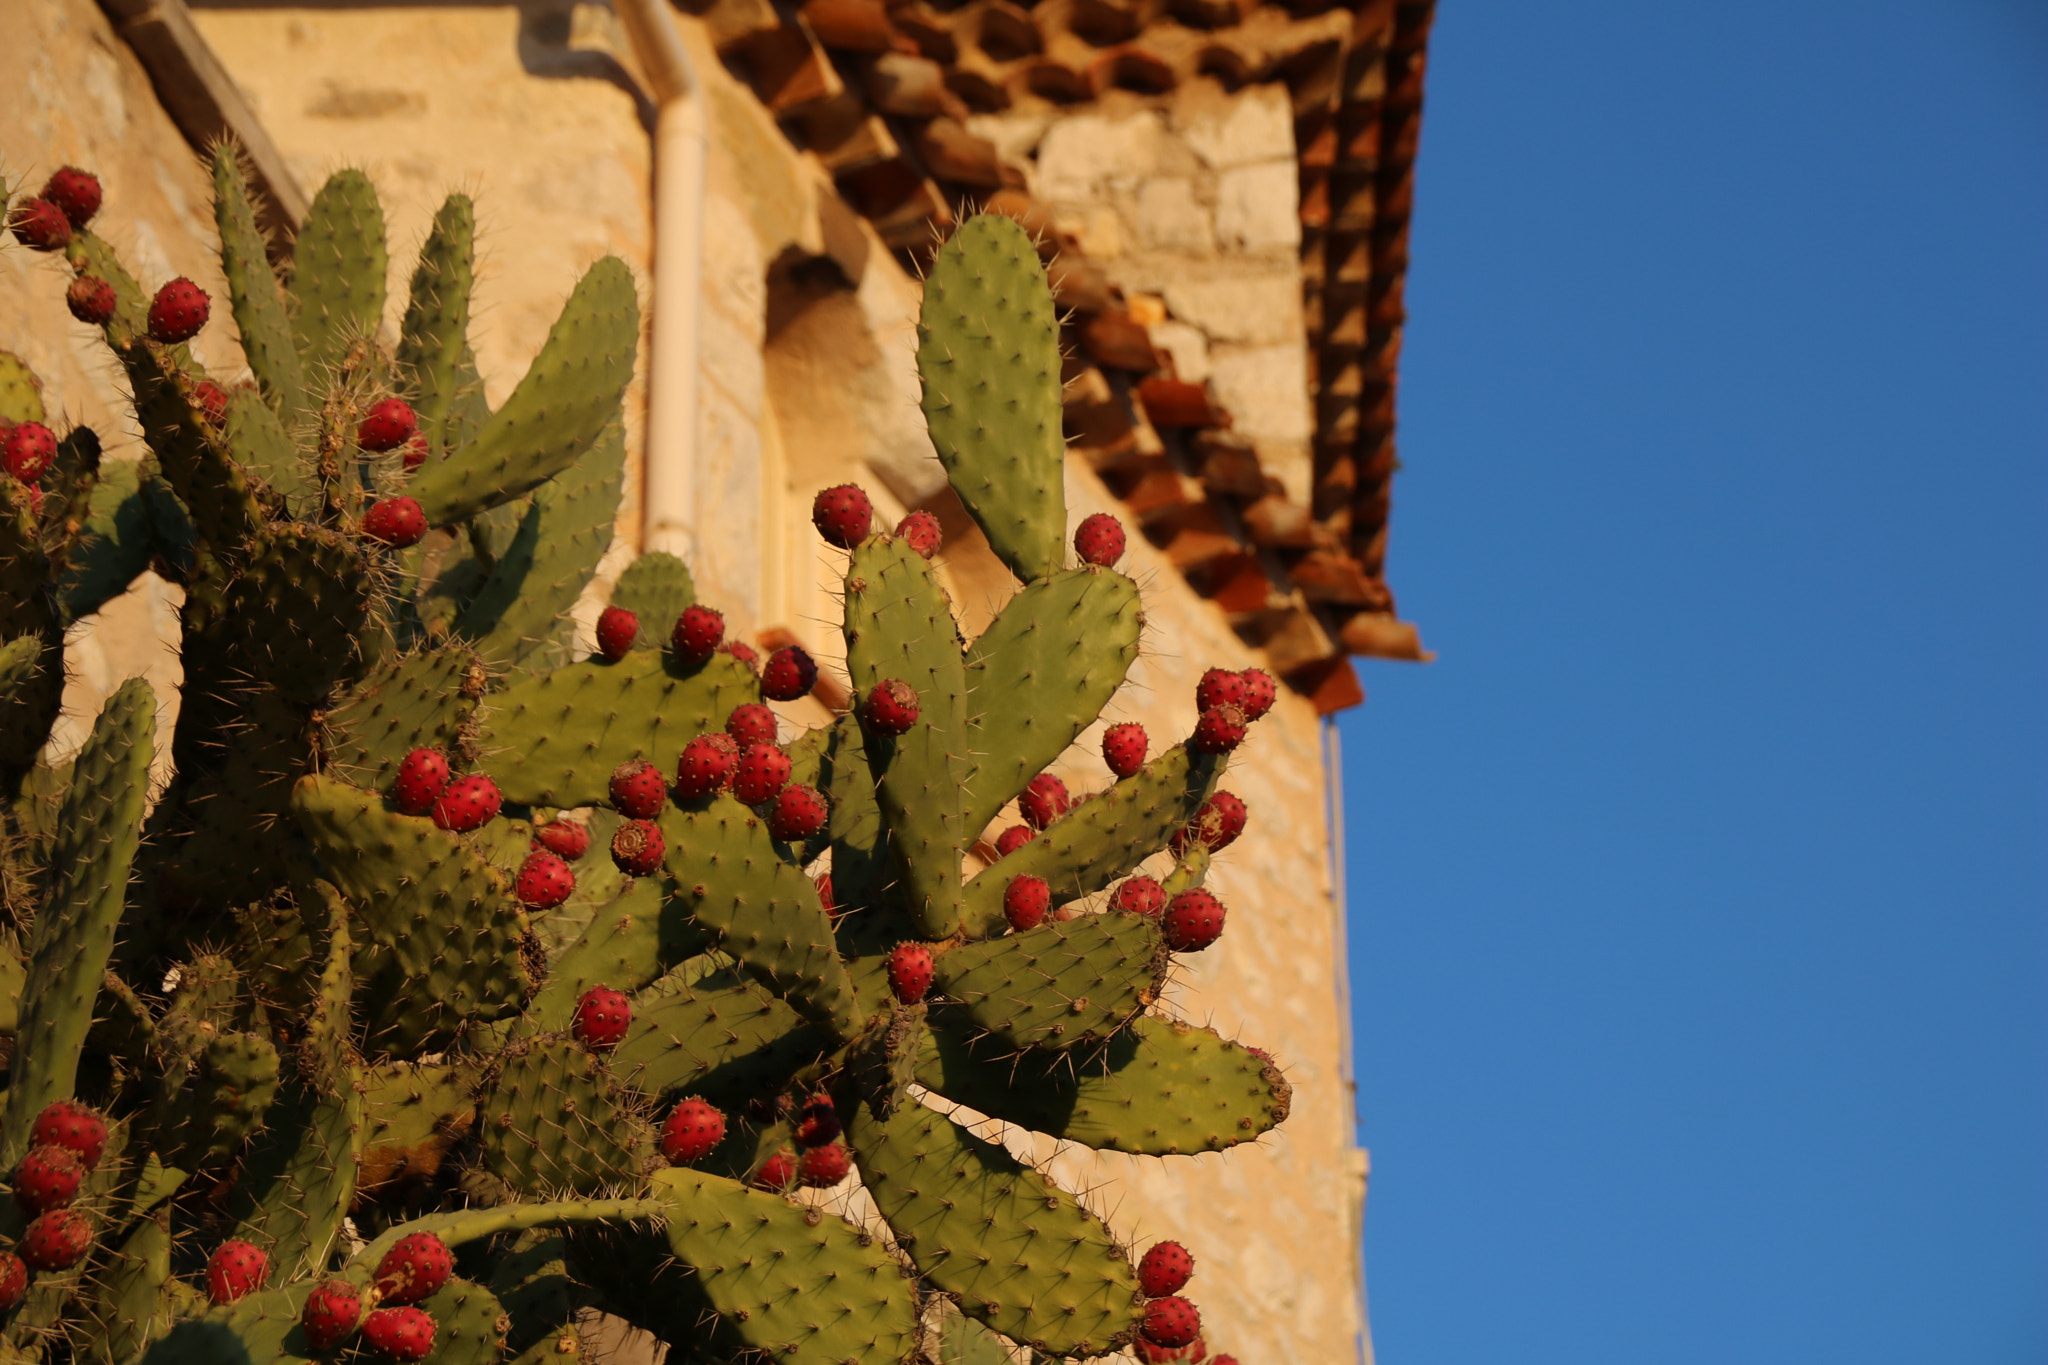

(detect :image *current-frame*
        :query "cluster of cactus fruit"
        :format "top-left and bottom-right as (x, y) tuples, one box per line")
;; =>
(0, 152), (1288, 1365)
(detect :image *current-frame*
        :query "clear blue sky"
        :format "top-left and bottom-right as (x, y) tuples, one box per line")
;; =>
(1339, 3), (2045, 1361)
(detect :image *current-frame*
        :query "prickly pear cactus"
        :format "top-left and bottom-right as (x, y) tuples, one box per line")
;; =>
(0, 162), (1283, 1365)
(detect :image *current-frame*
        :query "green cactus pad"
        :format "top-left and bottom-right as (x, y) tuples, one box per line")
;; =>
(525, 875), (711, 1031)
(477, 1035), (644, 1196)
(847, 1096), (1141, 1356)
(78, 1206), (177, 1365)
(326, 643), (485, 790)
(843, 537), (970, 938)
(962, 567), (1140, 836)
(455, 422), (626, 671)
(612, 965), (826, 1105)
(919, 1014), (1289, 1155)
(155, 1029), (283, 1163)
(213, 147), (305, 420)
(0, 351), (45, 425)
(56, 460), (154, 625)
(488, 1231), (579, 1356)
(657, 796), (861, 1041)
(936, 911), (1164, 1051)
(939, 1311), (1015, 1365)
(227, 383), (314, 512)
(138, 1285), (316, 1365)
(120, 341), (263, 552)
(1161, 843), (1210, 895)
(0, 635), (41, 714)
(1, 678), (152, 1164)
(959, 745), (1223, 937)
(416, 1278), (508, 1365)
(288, 169), (389, 384)
(650, 1166), (919, 1365)
(482, 650), (758, 808)
(407, 257), (638, 526)
(397, 194), (479, 455)
(291, 776), (530, 1054)
(607, 551), (694, 646)
(355, 1060), (476, 1207)
(225, 521), (374, 703)
(917, 215), (1067, 583)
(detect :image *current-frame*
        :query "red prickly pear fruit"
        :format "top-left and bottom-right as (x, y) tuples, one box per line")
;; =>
(797, 1143), (851, 1188)
(1137, 1240), (1195, 1297)
(675, 733), (740, 799)
(1109, 875), (1166, 917)
(993, 824), (1034, 858)
(1018, 773), (1070, 830)
(896, 509), (942, 558)
(886, 942), (933, 1004)
(671, 605), (724, 664)
(1003, 875), (1051, 932)
(1162, 889), (1226, 951)
(814, 871), (838, 917)
(732, 743), (792, 806)
(19, 1209), (92, 1270)
(191, 380), (230, 427)
(1074, 512), (1126, 566)
(1102, 722), (1148, 778)
(533, 818), (591, 861)
(12, 1145), (83, 1214)
(391, 748), (451, 816)
(595, 605), (638, 661)
(1189, 704), (1248, 755)
(725, 702), (778, 748)
(811, 483), (873, 548)
(514, 850), (575, 909)
(1137, 1341), (1202, 1364)
(3, 422), (57, 484)
(1206, 1353), (1234, 1365)
(767, 783), (828, 842)
(205, 1239), (270, 1305)
(660, 1097), (726, 1164)
(43, 167), (102, 228)
(1238, 667), (1278, 720)
(610, 818), (665, 876)
(761, 645), (818, 702)
(400, 434), (429, 471)
(861, 679), (920, 735)
(1174, 791), (1248, 854)
(300, 1278), (363, 1351)
(430, 774), (501, 832)
(609, 760), (668, 819)
(357, 398), (418, 453)
(65, 275), (117, 325)
(146, 277), (209, 343)
(720, 638), (759, 670)
(1140, 1296), (1202, 1349)
(793, 1097), (840, 1147)
(361, 1306), (437, 1362)
(373, 1231), (453, 1305)
(362, 496), (428, 547)
(752, 1149), (799, 1191)
(574, 985), (632, 1051)
(0, 1253), (25, 1311)
(9, 199), (71, 252)
(30, 1101), (108, 1170)
(1195, 667), (1250, 713)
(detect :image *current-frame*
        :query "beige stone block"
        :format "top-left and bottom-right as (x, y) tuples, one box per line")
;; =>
(1215, 159), (1301, 250)
(1149, 319), (1212, 383)
(1164, 272), (1304, 345)
(1033, 108), (1166, 202)
(1209, 343), (1312, 442)
(1135, 177), (1215, 253)
(1180, 83), (1294, 170)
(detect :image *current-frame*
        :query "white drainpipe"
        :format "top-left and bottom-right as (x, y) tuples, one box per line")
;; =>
(613, 0), (706, 559)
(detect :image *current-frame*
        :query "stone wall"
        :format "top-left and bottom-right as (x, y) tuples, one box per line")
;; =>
(4, 2), (1369, 1357)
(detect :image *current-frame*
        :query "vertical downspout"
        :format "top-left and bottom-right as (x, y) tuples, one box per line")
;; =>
(612, 0), (705, 559)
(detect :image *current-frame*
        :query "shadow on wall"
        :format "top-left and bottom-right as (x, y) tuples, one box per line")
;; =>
(187, 0), (659, 129)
